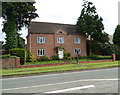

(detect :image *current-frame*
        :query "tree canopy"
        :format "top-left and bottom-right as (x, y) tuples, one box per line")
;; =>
(76, 0), (109, 55)
(2, 2), (38, 50)
(2, 2), (38, 31)
(76, 0), (108, 44)
(113, 25), (120, 47)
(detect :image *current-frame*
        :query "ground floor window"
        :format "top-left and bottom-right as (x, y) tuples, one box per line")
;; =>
(37, 49), (45, 56)
(74, 48), (81, 55)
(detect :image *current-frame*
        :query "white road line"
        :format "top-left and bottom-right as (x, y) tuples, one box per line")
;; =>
(2, 78), (118, 91)
(1, 67), (118, 80)
(45, 85), (95, 93)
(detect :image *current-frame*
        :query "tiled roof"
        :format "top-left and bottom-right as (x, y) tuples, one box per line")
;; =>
(28, 22), (81, 35)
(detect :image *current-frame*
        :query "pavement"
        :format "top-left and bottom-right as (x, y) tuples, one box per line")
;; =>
(1, 67), (119, 94)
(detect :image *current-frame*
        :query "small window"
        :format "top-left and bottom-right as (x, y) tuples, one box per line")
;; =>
(74, 48), (81, 55)
(59, 31), (62, 34)
(37, 49), (45, 56)
(57, 37), (64, 44)
(37, 37), (45, 44)
(74, 38), (80, 44)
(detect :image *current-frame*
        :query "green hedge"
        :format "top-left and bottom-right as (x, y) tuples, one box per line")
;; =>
(9, 48), (25, 65)
(87, 54), (112, 60)
(0, 54), (18, 58)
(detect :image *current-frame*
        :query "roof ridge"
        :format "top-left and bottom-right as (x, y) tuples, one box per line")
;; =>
(31, 21), (76, 26)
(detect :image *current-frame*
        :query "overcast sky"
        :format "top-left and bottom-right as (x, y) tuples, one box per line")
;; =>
(0, 0), (119, 43)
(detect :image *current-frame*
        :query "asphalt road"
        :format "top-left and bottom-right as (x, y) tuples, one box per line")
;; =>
(1, 67), (119, 94)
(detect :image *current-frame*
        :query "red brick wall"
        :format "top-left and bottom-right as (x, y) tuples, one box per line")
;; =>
(1, 57), (20, 69)
(26, 33), (87, 59)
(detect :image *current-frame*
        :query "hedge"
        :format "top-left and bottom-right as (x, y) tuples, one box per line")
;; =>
(87, 54), (112, 60)
(0, 54), (17, 58)
(9, 48), (25, 65)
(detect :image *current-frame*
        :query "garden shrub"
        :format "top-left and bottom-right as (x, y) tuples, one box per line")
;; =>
(0, 54), (10, 58)
(64, 52), (71, 60)
(26, 50), (36, 62)
(36, 56), (50, 62)
(87, 54), (98, 60)
(0, 54), (18, 59)
(9, 48), (25, 65)
(51, 55), (59, 60)
(114, 46), (120, 60)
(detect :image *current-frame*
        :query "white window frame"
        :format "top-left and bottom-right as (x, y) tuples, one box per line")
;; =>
(37, 37), (45, 44)
(57, 37), (64, 44)
(37, 49), (45, 56)
(74, 48), (81, 55)
(74, 38), (80, 44)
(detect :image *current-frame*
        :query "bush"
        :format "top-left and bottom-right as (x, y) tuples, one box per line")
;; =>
(87, 54), (98, 60)
(116, 53), (120, 60)
(9, 48), (25, 65)
(26, 50), (36, 62)
(64, 52), (71, 60)
(0, 54), (10, 58)
(36, 56), (50, 62)
(51, 55), (59, 60)
(100, 44), (120, 60)
(113, 46), (120, 60)
(0, 54), (18, 59)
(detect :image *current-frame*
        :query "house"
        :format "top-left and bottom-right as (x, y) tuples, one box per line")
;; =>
(26, 22), (87, 59)
(108, 35), (113, 44)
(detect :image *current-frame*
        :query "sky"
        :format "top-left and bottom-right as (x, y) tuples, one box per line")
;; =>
(0, 0), (119, 43)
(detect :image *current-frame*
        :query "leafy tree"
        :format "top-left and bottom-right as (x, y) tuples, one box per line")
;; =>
(17, 33), (25, 48)
(113, 25), (120, 47)
(92, 32), (109, 44)
(2, 2), (38, 50)
(76, 0), (107, 54)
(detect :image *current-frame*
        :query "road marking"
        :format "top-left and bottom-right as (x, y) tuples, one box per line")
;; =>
(1, 67), (118, 80)
(2, 78), (118, 91)
(45, 85), (95, 93)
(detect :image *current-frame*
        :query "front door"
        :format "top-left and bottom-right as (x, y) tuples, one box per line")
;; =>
(58, 50), (64, 59)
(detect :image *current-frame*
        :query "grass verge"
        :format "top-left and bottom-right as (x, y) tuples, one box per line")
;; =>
(2, 61), (120, 77)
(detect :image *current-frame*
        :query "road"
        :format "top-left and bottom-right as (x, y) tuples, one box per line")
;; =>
(1, 67), (119, 94)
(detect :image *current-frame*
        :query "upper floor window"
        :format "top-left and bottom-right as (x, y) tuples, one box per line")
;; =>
(37, 37), (45, 44)
(74, 48), (81, 55)
(57, 37), (64, 44)
(37, 49), (45, 56)
(74, 38), (80, 44)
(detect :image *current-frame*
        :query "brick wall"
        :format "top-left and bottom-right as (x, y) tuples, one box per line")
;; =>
(27, 33), (87, 59)
(1, 57), (20, 69)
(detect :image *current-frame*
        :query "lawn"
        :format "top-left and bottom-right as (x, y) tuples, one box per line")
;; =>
(1, 61), (120, 76)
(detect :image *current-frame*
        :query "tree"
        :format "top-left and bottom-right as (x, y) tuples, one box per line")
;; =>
(17, 33), (25, 48)
(92, 31), (109, 44)
(76, 0), (106, 54)
(113, 25), (120, 47)
(2, 2), (38, 50)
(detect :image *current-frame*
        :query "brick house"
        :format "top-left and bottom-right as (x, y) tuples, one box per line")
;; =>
(26, 22), (87, 59)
